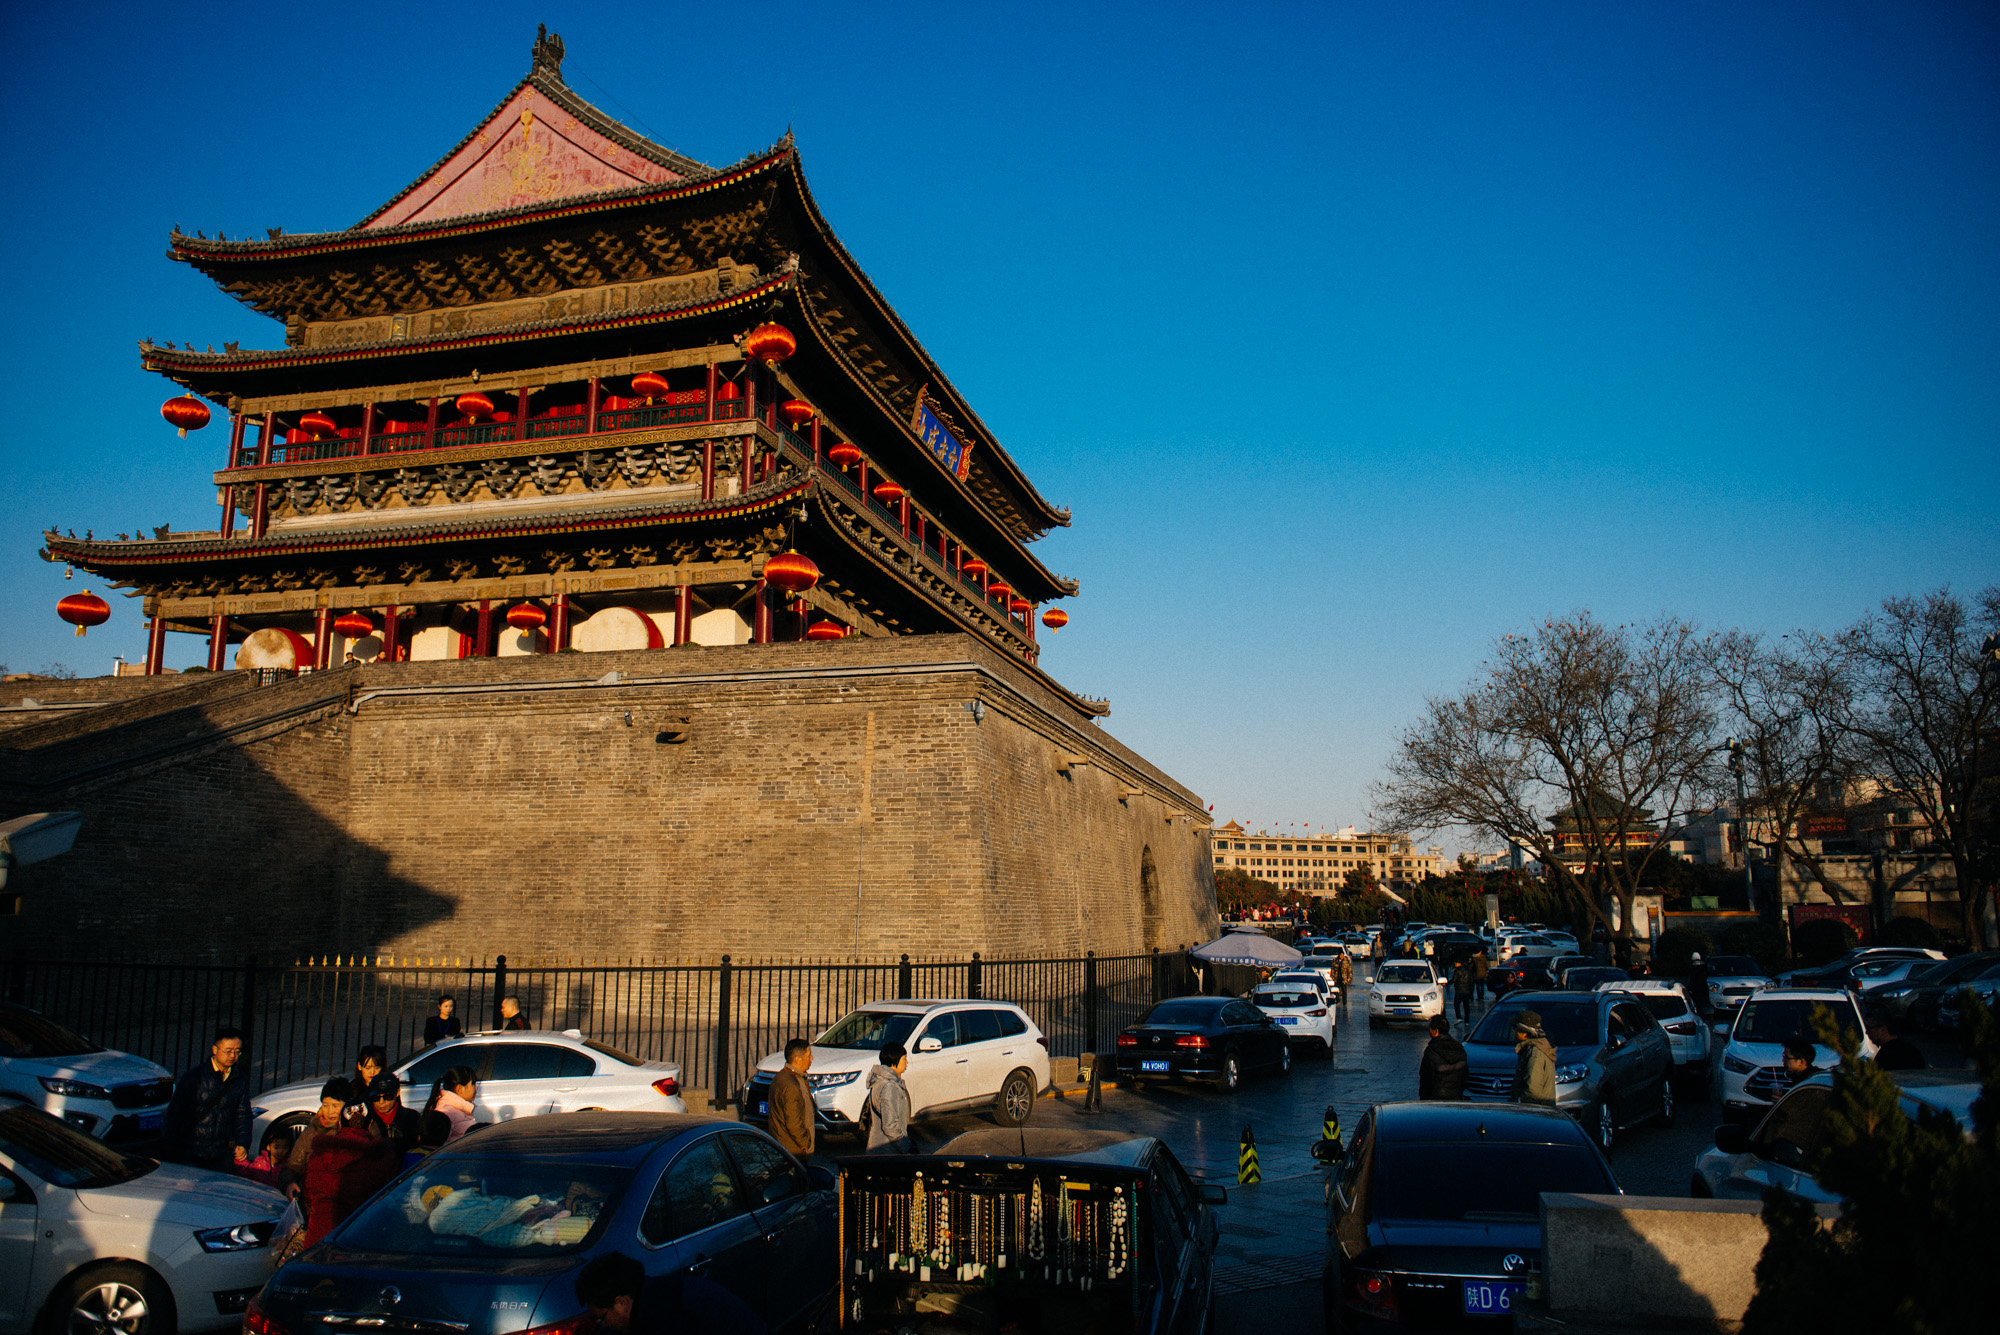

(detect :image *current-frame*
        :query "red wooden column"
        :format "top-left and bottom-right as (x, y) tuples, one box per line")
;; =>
(383, 604), (400, 662)
(810, 418), (822, 468)
(704, 363), (718, 423)
(144, 612), (167, 676)
(744, 367), (757, 423)
(206, 614), (229, 671)
(550, 594), (571, 652)
(220, 412), (245, 538)
(250, 412), (275, 539)
(313, 606), (333, 670)
(701, 442), (716, 500)
(751, 579), (771, 644)
(359, 403), (375, 456)
(423, 397), (440, 451)
(475, 600), (494, 657)
(515, 389), (531, 441)
(741, 433), (756, 495)
(899, 496), (911, 539)
(586, 377), (602, 434)
(674, 585), (693, 646)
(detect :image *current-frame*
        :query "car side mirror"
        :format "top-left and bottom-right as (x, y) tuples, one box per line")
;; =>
(1311, 1138), (1345, 1163)
(806, 1166), (835, 1192)
(0, 1174), (26, 1205)
(1199, 1185), (1228, 1206)
(916, 1036), (943, 1053)
(762, 1176), (798, 1205)
(1711, 1023), (1731, 1039)
(1713, 1124), (1748, 1155)
(1767, 1138), (1806, 1169)
(1606, 1034), (1625, 1050)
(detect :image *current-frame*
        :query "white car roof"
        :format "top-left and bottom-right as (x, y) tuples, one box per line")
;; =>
(847, 999), (1028, 1014)
(1599, 980), (1687, 996)
(1740, 987), (1857, 1002)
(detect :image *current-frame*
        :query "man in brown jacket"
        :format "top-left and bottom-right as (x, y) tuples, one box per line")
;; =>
(768, 1038), (816, 1158)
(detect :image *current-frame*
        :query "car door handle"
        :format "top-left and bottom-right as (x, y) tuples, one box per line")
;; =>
(955, 1058), (970, 1065)
(687, 1253), (714, 1275)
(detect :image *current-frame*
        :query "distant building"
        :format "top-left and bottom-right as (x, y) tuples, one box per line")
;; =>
(1210, 821), (1444, 894)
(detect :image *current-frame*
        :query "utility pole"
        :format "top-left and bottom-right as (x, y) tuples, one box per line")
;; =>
(1727, 737), (1756, 917)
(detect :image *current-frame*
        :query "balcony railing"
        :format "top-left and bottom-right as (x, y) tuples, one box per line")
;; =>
(237, 397), (756, 468)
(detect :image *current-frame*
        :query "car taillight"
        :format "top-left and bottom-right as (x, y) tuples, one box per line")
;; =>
(1174, 1034), (1209, 1048)
(652, 1076), (680, 1097)
(244, 1297), (290, 1335)
(1348, 1269), (1399, 1320)
(520, 1316), (596, 1335)
(1308, 1008), (1327, 1017)
(1116, 1033), (1139, 1046)
(1036, 1035), (1049, 1051)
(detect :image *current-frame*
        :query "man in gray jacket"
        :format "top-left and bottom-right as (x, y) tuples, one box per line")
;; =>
(862, 1043), (912, 1154)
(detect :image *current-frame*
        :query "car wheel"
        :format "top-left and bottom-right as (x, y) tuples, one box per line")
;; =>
(1594, 1096), (1616, 1155)
(41, 1262), (174, 1335)
(1320, 1037), (1335, 1058)
(1658, 1076), (1676, 1128)
(1690, 1175), (1712, 1198)
(994, 1069), (1037, 1127)
(1278, 1044), (1293, 1077)
(261, 1111), (314, 1157)
(1218, 1053), (1242, 1092)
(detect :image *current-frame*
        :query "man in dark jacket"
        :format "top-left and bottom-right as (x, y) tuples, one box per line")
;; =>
(1419, 1016), (1469, 1099)
(367, 1075), (423, 1149)
(161, 1026), (254, 1170)
(767, 1038), (816, 1159)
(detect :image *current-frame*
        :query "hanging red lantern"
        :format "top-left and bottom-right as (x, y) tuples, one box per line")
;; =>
(333, 611), (375, 638)
(714, 380), (742, 401)
(630, 371), (669, 402)
(763, 549), (821, 597)
(1009, 596), (1031, 615)
(872, 480), (906, 504)
(57, 590), (110, 637)
(827, 442), (862, 467)
(778, 399), (814, 430)
(161, 395), (211, 438)
(456, 391), (495, 422)
(1041, 608), (1069, 633)
(744, 322), (796, 366)
(506, 602), (548, 632)
(987, 580), (1013, 599)
(806, 620), (846, 641)
(299, 411), (337, 439)
(961, 557), (989, 579)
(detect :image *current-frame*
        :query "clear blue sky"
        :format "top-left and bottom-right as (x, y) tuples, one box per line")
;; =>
(3, 3), (1995, 845)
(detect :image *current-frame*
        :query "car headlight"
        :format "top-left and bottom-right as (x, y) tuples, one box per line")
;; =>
(1722, 1053), (1756, 1074)
(808, 1070), (860, 1089)
(39, 1077), (111, 1100)
(1555, 1063), (1592, 1085)
(196, 1220), (277, 1252)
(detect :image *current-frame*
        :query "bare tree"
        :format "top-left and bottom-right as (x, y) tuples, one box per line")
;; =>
(1704, 628), (1860, 912)
(1378, 613), (1720, 957)
(1842, 587), (2000, 947)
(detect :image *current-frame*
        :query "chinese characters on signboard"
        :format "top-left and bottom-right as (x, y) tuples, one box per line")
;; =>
(912, 391), (972, 480)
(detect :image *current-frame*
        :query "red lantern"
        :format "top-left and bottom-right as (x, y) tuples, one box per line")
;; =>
(806, 620), (846, 641)
(333, 611), (375, 638)
(57, 590), (110, 637)
(299, 411), (336, 439)
(1041, 608), (1069, 633)
(827, 442), (862, 467)
(1009, 596), (1031, 615)
(630, 371), (669, 402)
(456, 391), (495, 422)
(987, 580), (1012, 599)
(161, 395), (211, 438)
(961, 558), (989, 579)
(872, 480), (906, 504)
(744, 322), (796, 366)
(763, 549), (821, 597)
(506, 602), (548, 632)
(715, 380), (742, 401)
(778, 399), (814, 430)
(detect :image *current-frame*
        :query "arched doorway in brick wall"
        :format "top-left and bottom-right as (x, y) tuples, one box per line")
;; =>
(1140, 846), (1162, 953)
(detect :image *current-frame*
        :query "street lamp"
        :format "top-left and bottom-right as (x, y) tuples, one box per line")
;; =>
(1726, 737), (1755, 915)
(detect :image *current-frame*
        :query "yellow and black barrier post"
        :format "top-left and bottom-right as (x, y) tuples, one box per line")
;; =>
(1238, 1123), (1261, 1184)
(1322, 1104), (1342, 1150)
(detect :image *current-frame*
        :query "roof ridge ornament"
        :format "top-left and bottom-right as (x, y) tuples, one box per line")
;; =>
(532, 24), (565, 83)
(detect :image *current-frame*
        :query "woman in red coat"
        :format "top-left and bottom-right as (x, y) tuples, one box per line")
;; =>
(302, 1104), (403, 1246)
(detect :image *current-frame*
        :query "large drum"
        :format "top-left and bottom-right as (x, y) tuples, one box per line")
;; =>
(570, 606), (666, 652)
(234, 627), (315, 671)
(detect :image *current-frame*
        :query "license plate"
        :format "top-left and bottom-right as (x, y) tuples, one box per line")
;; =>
(1391, 1007), (1413, 1015)
(138, 1113), (163, 1131)
(1276, 1016), (1298, 1026)
(1140, 1060), (1170, 1073)
(1463, 1280), (1524, 1315)
(756, 1101), (769, 1116)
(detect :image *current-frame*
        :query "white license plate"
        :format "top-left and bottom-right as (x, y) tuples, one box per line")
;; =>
(756, 1101), (769, 1116)
(1276, 1016), (1299, 1025)
(1463, 1280), (1524, 1314)
(137, 1113), (163, 1131)
(1140, 1059), (1170, 1073)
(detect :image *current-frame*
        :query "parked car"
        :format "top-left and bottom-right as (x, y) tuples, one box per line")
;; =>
(1545, 955), (1597, 987)
(1692, 1070), (1979, 1202)
(1461, 991), (1676, 1153)
(1870, 952), (2000, 1030)
(251, 1030), (686, 1154)
(0, 1003), (175, 1145)
(1599, 981), (1710, 1091)
(1423, 932), (1489, 970)
(246, 1111), (835, 1334)
(0, 1103), (285, 1333)
(1318, 1101), (1620, 1332)
(1113, 995), (1291, 1091)
(1937, 978), (2000, 1032)
(1251, 982), (1337, 1054)
(1338, 932), (1373, 959)
(1843, 957), (1946, 997)
(745, 1000), (1049, 1142)
(1715, 989), (1873, 1122)
(1367, 962), (1444, 1030)
(1699, 955), (1775, 1016)
(1777, 946), (1946, 990)
(1269, 969), (1338, 1003)
(1563, 967), (1630, 992)
(1487, 957), (1556, 998)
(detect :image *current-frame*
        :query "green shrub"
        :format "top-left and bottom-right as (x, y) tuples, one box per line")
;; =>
(1719, 921), (1790, 975)
(1878, 916), (1944, 951)
(1652, 926), (1713, 977)
(1791, 917), (1859, 967)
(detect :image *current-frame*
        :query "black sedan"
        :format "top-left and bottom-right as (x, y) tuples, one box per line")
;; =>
(246, 1112), (836, 1335)
(1318, 1101), (1621, 1332)
(1113, 995), (1291, 1091)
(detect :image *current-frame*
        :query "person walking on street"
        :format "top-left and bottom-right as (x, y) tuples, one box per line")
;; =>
(499, 997), (529, 1031)
(1419, 1016), (1468, 1100)
(367, 1075), (422, 1150)
(1471, 949), (1490, 1003)
(160, 1026), (254, 1171)
(423, 1066), (481, 1141)
(284, 1079), (353, 1193)
(1509, 1011), (1557, 1106)
(422, 996), (464, 1046)
(1451, 960), (1475, 1023)
(768, 1038), (817, 1159)
(1688, 953), (1711, 1017)
(301, 1103), (402, 1246)
(1867, 1017), (1927, 1070)
(862, 1042), (912, 1154)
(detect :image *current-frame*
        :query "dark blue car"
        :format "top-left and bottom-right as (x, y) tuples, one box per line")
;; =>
(245, 1112), (836, 1334)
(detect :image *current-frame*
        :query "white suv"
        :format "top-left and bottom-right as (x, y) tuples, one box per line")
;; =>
(1600, 980), (1710, 1091)
(1367, 961), (1444, 1029)
(1715, 988), (1874, 1121)
(744, 1000), (1049, 1141)
(0, 1004), (175, 1145)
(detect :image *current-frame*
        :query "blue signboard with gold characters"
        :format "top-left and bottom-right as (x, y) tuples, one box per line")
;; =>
(912, 389), (972, 480)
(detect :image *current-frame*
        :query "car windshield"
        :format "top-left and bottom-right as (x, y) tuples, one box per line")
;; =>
(1566, 969), (1628, 989)
(1706, 957), (1762, 976)
(1377, 965), (1434, 984)
(583, 1040), (642, 1067)
(1371, 1142), (1613, 1221)
(1470, 1003), (1601, 1047)
(1621, 993), (1690, 1019)
(1255, 991), (1317, 1008)
(816, 1011), (922, 1051)
(1143, 1001), (1224, 1025)
(0, 1106), (154, 1189)
(336, 1157), (631, 1256)
(1734, 998), (1860, 1047)
(0, 1008), (102, 1059)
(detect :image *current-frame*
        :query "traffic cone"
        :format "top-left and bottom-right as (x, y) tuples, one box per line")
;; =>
(1322, 1105), (1342, 1150)
(1238, 1124), (1261, 1185)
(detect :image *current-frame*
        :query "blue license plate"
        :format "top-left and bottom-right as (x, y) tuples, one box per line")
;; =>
(1140, 1059), (1170, 1073)
(756, 1101), (769, 1116)
(1462, 1280), (1523, 1315)
(1276, 1016), (1299, 1025)
(137, 1113), (163, 1131)
(1391, 1007), (1413, 1015)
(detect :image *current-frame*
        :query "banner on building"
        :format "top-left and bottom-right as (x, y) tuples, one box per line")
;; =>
(911, 387), (973, 480)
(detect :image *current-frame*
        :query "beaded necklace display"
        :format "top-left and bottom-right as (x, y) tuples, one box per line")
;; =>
(1027, 1177), (1045, 1264)
(1107, 1186), (1130, 1279)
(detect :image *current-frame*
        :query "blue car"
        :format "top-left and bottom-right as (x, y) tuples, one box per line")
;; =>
(245, 1112), (836, 1334)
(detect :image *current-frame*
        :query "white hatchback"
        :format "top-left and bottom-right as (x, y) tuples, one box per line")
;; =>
(0, 1005), (176, 1146)
(1368, 961), (1444, 1028)
(0, 1104), (286, 1333)
(1251, 982), (1336, 1054)
(249, 1030), (686, 1152)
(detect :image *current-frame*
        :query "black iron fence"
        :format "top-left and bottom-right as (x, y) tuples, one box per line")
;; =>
(2, 949), (1195, 1110)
